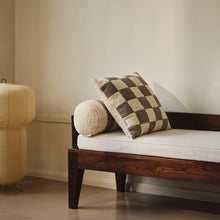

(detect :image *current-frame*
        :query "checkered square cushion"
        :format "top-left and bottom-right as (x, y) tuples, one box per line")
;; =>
(93, 72), (171, 139)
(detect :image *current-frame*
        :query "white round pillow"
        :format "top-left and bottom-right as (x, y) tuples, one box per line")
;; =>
(74, 100), (119, 136)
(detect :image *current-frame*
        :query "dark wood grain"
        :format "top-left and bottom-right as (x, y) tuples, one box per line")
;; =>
(68, 150), (84, 209)
(71, 115), (79, 149)
(166, 112), (220, 131)
(69, 112), (220, 209)
(69, 149), (220, 185)
(115, 173), (126, 192)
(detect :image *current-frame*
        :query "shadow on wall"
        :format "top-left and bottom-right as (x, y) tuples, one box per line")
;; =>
(154, 83), (189, 113)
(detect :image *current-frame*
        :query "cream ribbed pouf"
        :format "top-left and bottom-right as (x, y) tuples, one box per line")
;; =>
(0, 82), (35, 185)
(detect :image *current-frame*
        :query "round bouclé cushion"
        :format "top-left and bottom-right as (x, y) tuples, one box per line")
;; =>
(74, 100), (119, 136)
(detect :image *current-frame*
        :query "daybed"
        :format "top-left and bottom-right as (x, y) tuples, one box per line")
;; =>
(68, 112), (220, 209)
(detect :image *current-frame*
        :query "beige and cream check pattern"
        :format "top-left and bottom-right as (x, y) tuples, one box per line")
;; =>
(93, 72), (171, 139)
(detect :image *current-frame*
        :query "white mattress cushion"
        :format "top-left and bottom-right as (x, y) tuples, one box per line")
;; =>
(78, 129), (220, 163)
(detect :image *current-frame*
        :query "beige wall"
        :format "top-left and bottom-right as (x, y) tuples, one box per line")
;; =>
(15, 0), (220, 119)
(26, 120), (116, 190)
(0, 0), (14, 83)
(15, 0), (220, 202)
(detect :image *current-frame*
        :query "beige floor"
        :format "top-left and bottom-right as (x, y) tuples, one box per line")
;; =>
(0, 177), (219, 220)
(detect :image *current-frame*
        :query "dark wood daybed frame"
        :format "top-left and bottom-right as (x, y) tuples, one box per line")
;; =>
(68, 112), (220, 209)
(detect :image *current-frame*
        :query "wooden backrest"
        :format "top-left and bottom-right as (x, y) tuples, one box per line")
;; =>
(72, 112), (220, 148)
(166, 112), (220, 131)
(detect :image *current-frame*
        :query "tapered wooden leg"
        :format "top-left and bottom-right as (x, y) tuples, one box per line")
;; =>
(68, 150), (84, 209)
(115, 173), (126, 192)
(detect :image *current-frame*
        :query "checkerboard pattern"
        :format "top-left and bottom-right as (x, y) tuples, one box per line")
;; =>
(93, 72), (171, 139)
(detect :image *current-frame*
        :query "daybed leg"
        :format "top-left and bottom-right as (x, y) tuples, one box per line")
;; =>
(115, 173), (126, 192)
(68, 150), (84, 209)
